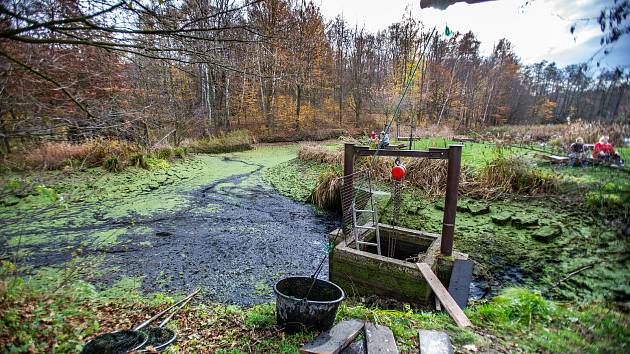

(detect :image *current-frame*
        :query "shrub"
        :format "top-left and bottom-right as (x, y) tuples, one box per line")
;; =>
(156, 146), (174, 160)
(190, 130), (254, 154)
(103, 155), (124, 172)
(173, 146), (189, 158)
(130, 153), (149, 169)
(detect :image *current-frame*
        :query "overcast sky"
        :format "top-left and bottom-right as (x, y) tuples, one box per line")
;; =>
(316, 0), (630, 70)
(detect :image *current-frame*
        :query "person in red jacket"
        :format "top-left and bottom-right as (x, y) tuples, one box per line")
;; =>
(593, 136), (614, 157)
(593, 136), (623, 165)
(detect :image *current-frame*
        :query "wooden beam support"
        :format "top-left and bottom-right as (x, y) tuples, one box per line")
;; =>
(440, 145), (462, 256)
(416, 263), (472, 328)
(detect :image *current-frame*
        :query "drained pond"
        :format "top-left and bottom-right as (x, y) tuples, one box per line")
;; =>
(0, 146), (338, 305)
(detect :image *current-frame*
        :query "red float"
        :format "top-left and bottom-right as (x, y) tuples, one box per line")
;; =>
(391, 164), (406, 181)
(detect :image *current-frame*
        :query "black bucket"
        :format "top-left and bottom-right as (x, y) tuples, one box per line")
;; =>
(274, 276), (345, 332)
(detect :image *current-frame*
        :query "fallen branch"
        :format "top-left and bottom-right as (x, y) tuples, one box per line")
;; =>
(552, 262), (596, 288)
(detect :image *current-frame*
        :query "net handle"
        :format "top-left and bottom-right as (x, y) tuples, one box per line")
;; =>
(134, 288), (200, 331)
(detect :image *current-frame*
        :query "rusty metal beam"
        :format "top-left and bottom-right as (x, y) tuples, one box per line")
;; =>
(353, 147), (448, 159)
(440, 145), (462, 256)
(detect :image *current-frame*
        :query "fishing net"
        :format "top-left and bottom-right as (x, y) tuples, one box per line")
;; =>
(138, 327), (176, 352)
(81, 330), (147, 354)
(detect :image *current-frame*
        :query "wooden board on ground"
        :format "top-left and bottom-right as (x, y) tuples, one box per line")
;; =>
(418, 330), (454, 354)
(300, 320), (364, 354)
(365, 323), (399, 353)
(535, 153), (570, 164)
(416, 263), (472, 328)
(448, 259), (474, 309)
(452, 136), (477, 143)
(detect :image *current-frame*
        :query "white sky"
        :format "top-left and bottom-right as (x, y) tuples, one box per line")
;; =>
(316, 0), (630, 70)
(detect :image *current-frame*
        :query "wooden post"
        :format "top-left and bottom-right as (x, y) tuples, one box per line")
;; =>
(441, 145), (462, 256)
(342, 143), (356, 236)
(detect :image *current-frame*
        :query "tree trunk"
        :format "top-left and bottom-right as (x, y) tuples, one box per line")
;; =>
(295, 82), (302, 129)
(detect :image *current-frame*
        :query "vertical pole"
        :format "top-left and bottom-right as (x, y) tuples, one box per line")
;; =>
(441, 144), (462, 256)
(342, 143), (356, 236)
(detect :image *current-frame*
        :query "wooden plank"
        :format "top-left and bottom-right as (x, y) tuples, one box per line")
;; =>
(418, 330), (453, 354)
(416, 263), (472, 328)
(365, 323), (399, 353)
(300, 320), (364, 354)
(448, 259), (474, 309)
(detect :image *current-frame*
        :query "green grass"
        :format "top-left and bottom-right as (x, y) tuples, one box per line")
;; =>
(2, 265), (627, 353)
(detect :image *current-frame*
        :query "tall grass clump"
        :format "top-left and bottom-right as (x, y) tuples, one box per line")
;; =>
(310, 170), (342, 212)
(18, 139), (139, 171)
(482, 122), (629, 149)
(130, 153), (149, 169)
(173, 146), (189, 158)
(103, 155), (124, 172)
(22, 142), (92, 170)
(297, 144), (342, 164)
(191, 130), (253, 154)
(478, 154), (559, 197)
(155, 146), (174, 160)
(86, 139), (139, 166)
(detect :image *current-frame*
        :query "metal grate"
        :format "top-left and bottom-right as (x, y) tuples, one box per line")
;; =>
(340, 169), (381, 255)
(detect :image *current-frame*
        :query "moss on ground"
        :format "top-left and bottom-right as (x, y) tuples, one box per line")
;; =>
(264, 139), (630, 305)
(0, 146), (299, 260)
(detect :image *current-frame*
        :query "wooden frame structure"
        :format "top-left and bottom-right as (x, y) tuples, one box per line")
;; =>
(343, 143), (463, 256)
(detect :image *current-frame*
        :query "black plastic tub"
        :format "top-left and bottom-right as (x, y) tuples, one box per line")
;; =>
(274, 276), (345, 332)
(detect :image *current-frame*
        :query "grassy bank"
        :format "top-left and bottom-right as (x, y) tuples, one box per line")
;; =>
(1, 266), (627, 353)
(0, 130), (255, 174)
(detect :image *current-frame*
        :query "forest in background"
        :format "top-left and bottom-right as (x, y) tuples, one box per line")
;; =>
(0, 0), (629, 152)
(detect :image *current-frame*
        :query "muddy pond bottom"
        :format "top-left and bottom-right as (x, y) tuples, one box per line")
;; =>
(97, 159), (339, 306)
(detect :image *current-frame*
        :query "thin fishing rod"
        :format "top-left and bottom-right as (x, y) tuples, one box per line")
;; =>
(371, 27), (437, 168)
